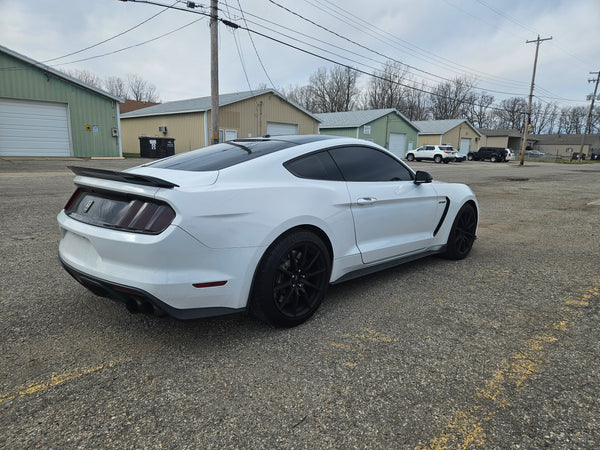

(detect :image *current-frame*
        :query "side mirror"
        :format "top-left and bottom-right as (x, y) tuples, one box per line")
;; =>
(414, 170), (433, 185)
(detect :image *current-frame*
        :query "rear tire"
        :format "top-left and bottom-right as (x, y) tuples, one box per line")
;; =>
(251, 231), (331, 327)
(442, 203), (477, 260)
(490, 155), (497, 162)
(434, 155), (442, 163)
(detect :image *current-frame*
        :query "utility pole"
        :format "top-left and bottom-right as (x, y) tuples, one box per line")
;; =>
(519, 35), (552, 166)
(576, 71), (600, 162)
(210, 0), (219, 144)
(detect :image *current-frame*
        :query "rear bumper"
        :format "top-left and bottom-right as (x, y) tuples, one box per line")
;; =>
(57, 210), (262, 315)
(59, 258), (244, 319)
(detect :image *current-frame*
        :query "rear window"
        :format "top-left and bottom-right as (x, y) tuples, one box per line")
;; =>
(143, 140), (296, 171)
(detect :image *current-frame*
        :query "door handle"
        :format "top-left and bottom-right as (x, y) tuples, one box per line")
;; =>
(357, 197), (377, 205)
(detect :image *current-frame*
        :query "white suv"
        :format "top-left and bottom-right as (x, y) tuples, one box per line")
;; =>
(406, 145), (457, 164)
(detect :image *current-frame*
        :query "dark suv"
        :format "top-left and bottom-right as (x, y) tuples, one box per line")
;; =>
(467, 147), (508, 162)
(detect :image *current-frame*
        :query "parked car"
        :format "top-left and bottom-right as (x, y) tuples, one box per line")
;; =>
(525, 150), (545, 157)
(467, 147), (508, 162)
(406, 145), (457, 163)
(58, 135), (478, 327)
(505, 149), (515, 161)
(455, 151), (467, 162)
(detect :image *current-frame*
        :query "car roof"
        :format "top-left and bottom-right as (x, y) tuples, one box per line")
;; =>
(142, 134), (346, 172)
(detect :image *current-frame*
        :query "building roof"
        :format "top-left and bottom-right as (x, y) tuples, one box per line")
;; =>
(121, 89), (320, 121)
(315, 108), (419, 131)
(530, 134), (600, 146)
(120, 100), (160, 114)
(479, 128), (522, 138)
(413, 119), (481, 136)
(0, 44), (123, 102)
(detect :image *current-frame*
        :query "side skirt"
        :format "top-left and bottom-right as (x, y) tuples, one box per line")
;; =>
(332, 248), (445, 285)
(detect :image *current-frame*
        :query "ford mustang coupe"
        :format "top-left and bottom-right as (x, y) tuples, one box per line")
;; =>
(58, 135), (478, 327)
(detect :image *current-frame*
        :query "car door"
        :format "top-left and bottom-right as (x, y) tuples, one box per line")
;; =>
(328, 146), (443, 264)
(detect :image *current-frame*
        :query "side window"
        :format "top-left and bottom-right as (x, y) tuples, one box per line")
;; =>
(284, 151), (344, 181)
(328, 146), (413, 182)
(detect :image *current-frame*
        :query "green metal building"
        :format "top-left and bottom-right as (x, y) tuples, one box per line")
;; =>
(0, 45), (123, 157)
(315, 109), (420, 159)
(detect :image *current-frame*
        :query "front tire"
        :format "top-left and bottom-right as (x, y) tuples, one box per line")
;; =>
(467, 154), (474, 161)
(251, 231), (331, 327)
(406, 153), (415, 161)
(442, 203), (477, 260)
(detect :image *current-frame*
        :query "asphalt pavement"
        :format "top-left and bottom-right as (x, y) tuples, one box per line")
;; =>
(1, 157), (599, 448)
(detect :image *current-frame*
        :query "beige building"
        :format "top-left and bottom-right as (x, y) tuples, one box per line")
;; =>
(530, 134), (600, 158)
(413, 119), (482, 153)
(120, 89), (320, 155)
(478, 129), (522, 150)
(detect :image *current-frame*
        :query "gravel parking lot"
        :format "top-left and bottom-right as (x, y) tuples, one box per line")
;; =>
(1, 157), (599, 448)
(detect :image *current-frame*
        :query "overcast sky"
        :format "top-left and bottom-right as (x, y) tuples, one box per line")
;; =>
(1, 0), (599, 108)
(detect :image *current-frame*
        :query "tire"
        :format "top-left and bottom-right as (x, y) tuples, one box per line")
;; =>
(251, 231), (331, 327)
(434, 155), (442, 163)
(443, 160), (450, 164)
(467, 154), (474, 161)
(442, 203), (477, 260)
(490, 156), (497, 162)
(406, 153), (415, 161)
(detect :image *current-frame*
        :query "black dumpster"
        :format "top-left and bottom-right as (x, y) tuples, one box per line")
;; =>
(139, 137), (175, 158)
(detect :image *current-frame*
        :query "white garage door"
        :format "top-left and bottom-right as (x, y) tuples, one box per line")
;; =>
(0, 98), (71, 156)
(460, 138), (472, 153)
(388, 132), (407, 158)
(266, 121), (298, 136)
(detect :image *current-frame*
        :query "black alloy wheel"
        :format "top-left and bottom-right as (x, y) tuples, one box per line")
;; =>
(442, 203), (477, 260)
(252, 231), (331, 327)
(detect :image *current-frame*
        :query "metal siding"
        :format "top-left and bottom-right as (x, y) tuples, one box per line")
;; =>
(121, 93), (319, 154)
(319, 128), (357, 138)
(0, 51), (121, 157)
(121, 113), (205, 155)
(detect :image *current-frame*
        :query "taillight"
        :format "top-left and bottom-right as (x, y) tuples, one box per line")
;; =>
(65, 188), (175, 234)
(64, 188), (82, 210)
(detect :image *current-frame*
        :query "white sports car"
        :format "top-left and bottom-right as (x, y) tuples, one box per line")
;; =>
(58, 135), (478, 327)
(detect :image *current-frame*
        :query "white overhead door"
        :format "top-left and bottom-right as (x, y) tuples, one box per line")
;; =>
(388, 132), (407, 158)
(266, 121), (298, 136)
(460, 138), (472, 153)
(0, 98), (71, 156)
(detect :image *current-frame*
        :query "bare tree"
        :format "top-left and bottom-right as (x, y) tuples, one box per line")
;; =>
(104, 76), (127, 98)
(465, 92), (495, 128)
(63, 69), (103, 88)
(557, 106), (587, 134)
(362, 61), (409, 110)
(530, 100), (559, 134)
(282, 84), (317, 112)
(429, 76), (477, 119)
(493, 97), (527, 130)
(127, 74), (160, 102)
(307, 66), (360, 113)
(401, 81), (430, 121)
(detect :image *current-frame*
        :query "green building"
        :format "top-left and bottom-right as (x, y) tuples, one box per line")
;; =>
(0, 45), (123, 157)
(316, 108), (420, 159)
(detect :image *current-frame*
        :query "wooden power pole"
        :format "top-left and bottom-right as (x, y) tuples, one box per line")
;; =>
(577, 71), (600, 162)
(519, 35), (552, 166)
(210, 0), (219, 144)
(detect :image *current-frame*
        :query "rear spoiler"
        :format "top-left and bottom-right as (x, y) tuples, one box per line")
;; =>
(68, 166), (179, 189)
